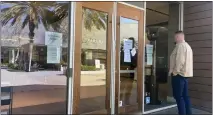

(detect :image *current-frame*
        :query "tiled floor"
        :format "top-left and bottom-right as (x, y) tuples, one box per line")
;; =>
(145, 107), (211, 114)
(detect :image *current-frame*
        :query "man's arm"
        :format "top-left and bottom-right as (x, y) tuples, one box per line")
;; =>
(173, 45), (186, 75)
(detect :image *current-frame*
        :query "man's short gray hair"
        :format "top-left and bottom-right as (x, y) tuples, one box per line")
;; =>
(175, 31), (185, 36)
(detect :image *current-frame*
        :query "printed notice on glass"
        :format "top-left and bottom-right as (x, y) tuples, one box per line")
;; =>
(45, 31), (62, 46)
(124, 50), (131, 62)
(147, 54), (153, 65)
(95, 59), (101, 68)
(146, 44), (153, 54)
(47, 46), (60, 64)
(124, 39), (133, 50)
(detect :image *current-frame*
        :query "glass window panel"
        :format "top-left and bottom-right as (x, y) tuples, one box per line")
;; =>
(80, 8), (108, 113)
(144, 1), (177, 112)
(119, 17), (138, 106)
(124, 2), (145, 8)
(1, 2), (69, 114)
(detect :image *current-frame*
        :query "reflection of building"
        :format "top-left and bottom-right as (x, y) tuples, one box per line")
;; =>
(1, 20), (140, 70)
(1, 47), (14, 63)
(1, 36), (29, 64)
(81, 26), (107, 68)
(1, 24), (68, 70)
(81, 23), (139, 68)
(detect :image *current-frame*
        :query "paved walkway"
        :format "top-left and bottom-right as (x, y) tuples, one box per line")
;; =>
(1, 69), (106, 87)
(2, 69), (211, 114)
(1, 68), (107, 114)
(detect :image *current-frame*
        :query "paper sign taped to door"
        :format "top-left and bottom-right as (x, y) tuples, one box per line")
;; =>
(131, 48), (136, 56)
(47, 46), (61, 64)
(124, 50), (131, 62)
(146, 44), (153, 54)
(95, 59), (100, 68)
(147, 54), (153, 65)
(119, 101), (123, 107)
(124, 39), (133, 50)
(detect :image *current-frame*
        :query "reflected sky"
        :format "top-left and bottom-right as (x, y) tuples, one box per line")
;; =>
(120, 17), (138, 24)
(0, 3), (12, 9)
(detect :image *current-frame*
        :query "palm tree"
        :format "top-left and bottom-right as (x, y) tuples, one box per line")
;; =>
(1, 2), (108, 71)
(54, 2), (107, 31)
(0, 1), (61, 71)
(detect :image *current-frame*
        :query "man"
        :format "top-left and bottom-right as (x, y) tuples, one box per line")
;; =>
(169, 31), (193, 115)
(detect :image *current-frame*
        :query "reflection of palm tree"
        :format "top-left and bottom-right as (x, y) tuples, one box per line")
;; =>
(54, 2), (107, 31)
(1, 2), (61, 71)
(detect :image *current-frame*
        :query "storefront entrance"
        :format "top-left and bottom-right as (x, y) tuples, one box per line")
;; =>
(1, 1), (183, 115)
(73, 2), (113, 114)
(73, 2), (145, 114)
(115, 3), (144, 114)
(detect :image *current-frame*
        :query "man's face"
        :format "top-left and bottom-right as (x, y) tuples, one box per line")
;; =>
(174, 33), (184, 43)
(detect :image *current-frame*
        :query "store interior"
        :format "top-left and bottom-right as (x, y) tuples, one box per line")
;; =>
(144, 1), (178, 111)
(79, 1), (180, 113)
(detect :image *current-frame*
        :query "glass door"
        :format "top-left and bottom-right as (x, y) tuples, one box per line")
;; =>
(115, 3), (145, 114)
(73, 2), (113, 114)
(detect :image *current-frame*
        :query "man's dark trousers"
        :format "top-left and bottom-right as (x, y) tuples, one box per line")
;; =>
(172, 74), (192, 115)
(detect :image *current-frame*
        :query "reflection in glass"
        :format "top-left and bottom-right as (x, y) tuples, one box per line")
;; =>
(144, 2), (178, 111)
(1, 2), (68, 114)
(145, 26), (176, 111)
(124, 2), (144, 8)
(80, 8), (108, 113)
(119, 17), (138, 106)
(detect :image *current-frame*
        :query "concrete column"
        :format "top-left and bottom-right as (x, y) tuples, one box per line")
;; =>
(9, 49), (15, 64)
(167, 3), (180, 102)
(85, 51), (93, 66)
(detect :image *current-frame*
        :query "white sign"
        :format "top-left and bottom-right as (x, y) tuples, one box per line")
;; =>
(147, 54), (153, 65)
(131, 48), (136, 56)
(124, 39), (133, 50)
(124, 50), (131, 63)
(146, 44), (153, 54)
(119, 101), (123, 107)
(95, 59), (100, 68)
(146, 96), (151, 104)
(45, 31), (62, 46)
(47, 46), (61, 64)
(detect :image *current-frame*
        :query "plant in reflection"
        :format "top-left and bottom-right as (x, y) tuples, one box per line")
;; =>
(82, 9), (107, 31)
(54, 2), (107, 68)
(54, 2), (107, 31)
(81, 65), (97, 71)
(1, 2), (108, 71)
(1, 2), (62, 71)
(7, 63), (18, 70)
(54, 2), (107, 48)
(60, 60), (67, 67)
